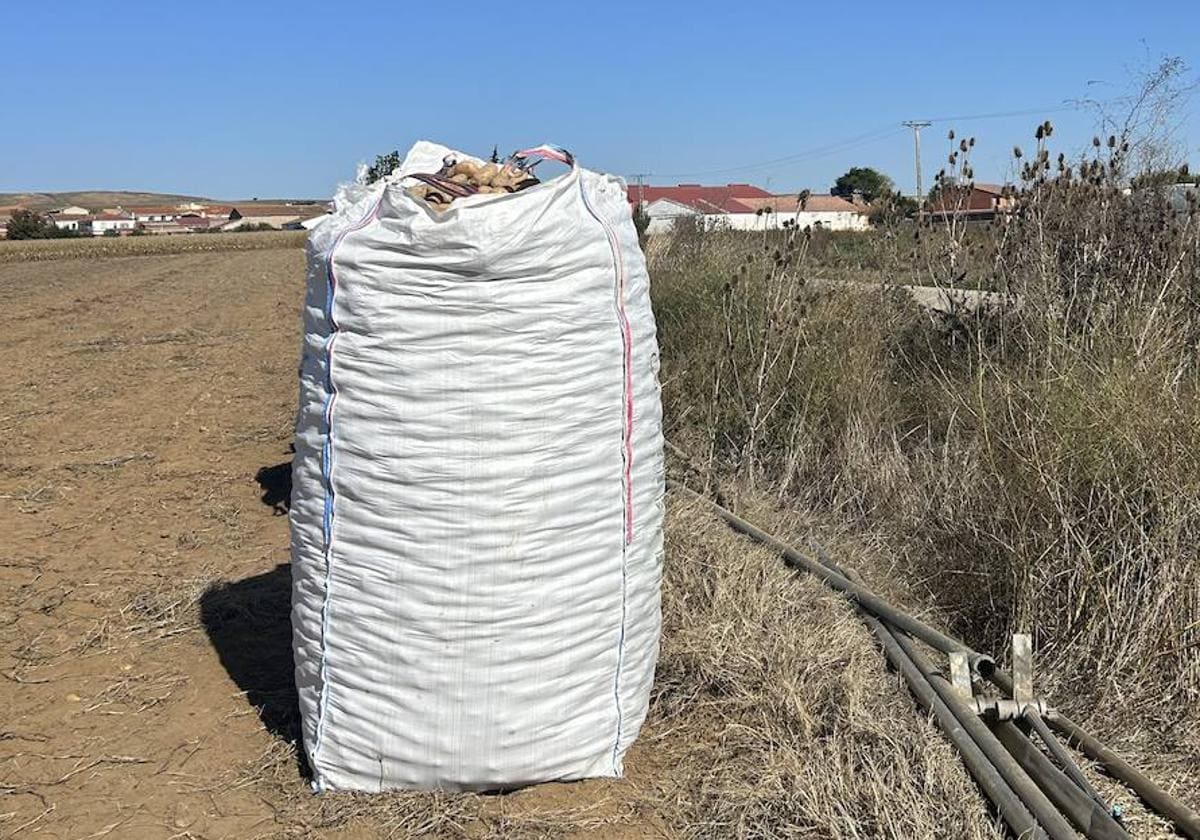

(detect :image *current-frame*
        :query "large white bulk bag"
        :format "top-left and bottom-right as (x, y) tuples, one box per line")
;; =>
(290, 141), (664, 792)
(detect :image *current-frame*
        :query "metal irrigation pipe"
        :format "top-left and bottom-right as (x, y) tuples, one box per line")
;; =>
(856, 610), (1046, 839)
(673, 484), (1060, 838)
(672, 479), (1200, 837)
(669, 481), (997, 678)
(992, 721), (1131, 840)
(890, 632), (1078, 840)
(821, 549), (1087, 839)
(988, 670), (1200, 840)
(814, 542), (1110, 839)
(1025, 712), (1110, 812)
(815, 536), (1120, 837)
(818, 550), (1054, 838)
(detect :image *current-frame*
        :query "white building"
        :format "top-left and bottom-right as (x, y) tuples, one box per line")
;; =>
(642, 198), (703, 234)
(730, 194), (870, 231)
(131, 206), (182, 223)
(90, 212), (137, 236)
(633, 185), (870, 234)
(49, 213), (92, 233)
(221, 202), (329, 231)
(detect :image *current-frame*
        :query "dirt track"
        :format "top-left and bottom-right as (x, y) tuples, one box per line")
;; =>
(0, 245), (677, 838)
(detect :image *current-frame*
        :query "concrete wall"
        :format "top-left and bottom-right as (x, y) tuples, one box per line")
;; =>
(222, 216), (302, 231)
(717, 210), (869, 232)
(91, 219), (136, 235)
(647, 210), (869, 234)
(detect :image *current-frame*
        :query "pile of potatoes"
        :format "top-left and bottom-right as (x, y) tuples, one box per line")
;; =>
(406, 156), (539, 211)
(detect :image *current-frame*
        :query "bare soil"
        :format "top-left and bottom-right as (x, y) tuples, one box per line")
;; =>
(0, 245), (683, 838)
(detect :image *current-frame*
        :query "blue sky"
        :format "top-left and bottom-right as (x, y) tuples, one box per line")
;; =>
(3, 1), (1197, 199)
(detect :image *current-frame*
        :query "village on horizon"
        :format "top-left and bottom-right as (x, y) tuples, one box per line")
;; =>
(0, 178), (1016, 239)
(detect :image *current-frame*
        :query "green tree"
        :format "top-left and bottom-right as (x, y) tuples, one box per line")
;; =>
(632, 202), (651, 246)
(3, 208), (78, 240)
(365, 150), (401, 184)
(831, 167), (895, 203)
(867, 190), (918, 225)
(1130, 164), (1200, 190)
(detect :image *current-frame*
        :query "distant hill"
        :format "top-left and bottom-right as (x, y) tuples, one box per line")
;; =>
(0, 191), (329, 211)
(0, 190), (213, 211)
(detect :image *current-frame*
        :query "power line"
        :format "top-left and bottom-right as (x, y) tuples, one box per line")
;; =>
(640, 125), (904, 179)
(925, 93), (1150, 124)
(923, 102), (1089, 123)
(634, 95), (1128, 184)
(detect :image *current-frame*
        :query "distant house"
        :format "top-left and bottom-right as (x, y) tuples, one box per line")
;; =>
(138, 213), (225, 235)
(924, 182), (1016, 220)
(630, 183), (772, 234)
(735, 194), (870, 231)
(633, 184), (769, 223)
(90, 212), (137, 236)
(199, 205), (240, 221)
(177, 213), (211, 229)
(174, 203), (241, 221)
(54, 205), (91, 216)
(129, 203), (242, 231)
(131, 205), (184, 224)
(222, 202), (328, 230)
(0, 216), (9, 239)
(49, 213), (93, 234)
(138, 220), (186, 235)
(628, 183), (869, 232)
(639, 198), (701, 232)
(58, 201), (329, 235)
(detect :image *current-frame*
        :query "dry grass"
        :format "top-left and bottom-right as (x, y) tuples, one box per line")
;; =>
(0, 229), (306, 263)
(108, 491), (1020, 839)
(651, 121), (1200, 822)
(653, 493), (1006, 840)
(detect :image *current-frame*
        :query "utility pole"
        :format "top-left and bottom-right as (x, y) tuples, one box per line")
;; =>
(632, 173), (647, 206)
(902, 120), (932, 202)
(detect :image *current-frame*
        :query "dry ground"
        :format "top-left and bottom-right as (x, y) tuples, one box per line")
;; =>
(0, 236), (1191, 839)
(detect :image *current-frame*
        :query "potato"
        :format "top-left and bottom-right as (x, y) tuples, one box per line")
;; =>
(474, 163), (500, 187)
(491, 167), (521, 190)
(450, 161), (484, 182)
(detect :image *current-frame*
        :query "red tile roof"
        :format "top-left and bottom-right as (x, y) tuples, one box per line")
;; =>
(627, 183), (772, 213)
(177, 215), (219, 228)
(128, 205), (183, 215)
(232, 203), (326, 219)
(628, 184), (869, 216)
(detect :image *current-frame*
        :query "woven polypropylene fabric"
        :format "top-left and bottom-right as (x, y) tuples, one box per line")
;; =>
(290, 142), (664, 792)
